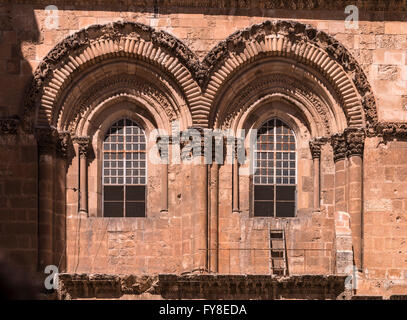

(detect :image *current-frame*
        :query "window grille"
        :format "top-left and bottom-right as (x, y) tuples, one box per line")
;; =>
(102, 118), (146, 217)
(253, 118), (296, 217)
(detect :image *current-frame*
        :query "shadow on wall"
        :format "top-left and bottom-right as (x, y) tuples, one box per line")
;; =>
(0, 4), (39, 277)
(0, 252), (41, 299)
(0, 3), (39, 118)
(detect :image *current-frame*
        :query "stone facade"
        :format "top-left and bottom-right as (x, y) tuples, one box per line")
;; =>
(1, 0), (407, 299)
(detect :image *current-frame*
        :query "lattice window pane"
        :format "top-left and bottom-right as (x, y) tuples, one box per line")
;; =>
(254, 118), (297, 217)
(102, 118), (147, 217)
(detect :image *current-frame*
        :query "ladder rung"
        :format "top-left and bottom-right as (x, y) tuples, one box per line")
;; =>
(270, 229), (287, 276)
(270, 234), (283, 239)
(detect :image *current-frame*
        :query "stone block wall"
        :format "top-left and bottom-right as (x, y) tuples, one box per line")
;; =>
(1, 3), (407, 119)
(0, 132), (37, 271)
(0, 1), (407, 298)
(358, 137), (407, 297)
(66, 163), (194, 274)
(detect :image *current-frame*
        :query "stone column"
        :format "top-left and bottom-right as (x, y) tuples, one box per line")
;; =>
(310, 141), (322, 211)
(191, 127), (209, 271)
(232, 161), (239, 213)
(345, 129), (365, 271)
(331, 133), (347, 213)
(157, 136), (169, 212)
(54, 132), (73, 270)
(36, 128), (59, 270)
(189, 127), (208, 271)
(161, 164), (169, 213)
(208, 135), (226, 273)
(209, 159), (219, 273)
(232, 137), (243, 213)
(74, 137), (90, 215)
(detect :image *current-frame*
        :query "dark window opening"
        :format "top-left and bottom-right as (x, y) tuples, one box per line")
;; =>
(253, 118), (296, 217)
(102, 118), (147, 217)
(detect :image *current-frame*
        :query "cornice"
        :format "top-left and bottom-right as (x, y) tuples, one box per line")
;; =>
(372, 122), (407, 138)
(5, 1), (407, 12)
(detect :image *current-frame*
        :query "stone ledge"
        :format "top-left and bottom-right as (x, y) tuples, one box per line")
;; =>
(390, 295), (407, 300)
(351, 295), (383, 300)
(57, 273), (348, 300)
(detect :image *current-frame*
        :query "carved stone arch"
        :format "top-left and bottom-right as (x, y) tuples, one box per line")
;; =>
(59, 73), (187, 135)
(202, 20), (377, 129)
(78, 94), (165, 138)
(237, 94), (319, 139)
(217, 70), (344, 137)
(24, 21), (200, 131)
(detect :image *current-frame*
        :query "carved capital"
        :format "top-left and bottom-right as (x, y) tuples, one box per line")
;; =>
(0, 117), (19, 135)
(345, 128), (365, 157)
(309, 140), (323, 159)
(73, 136), (91, 158)
(233, 137), (246, 161)
(56, 131), (74, 161)
(184, 126), (209, 157)
(330, 133), (347, 163)
(36, 127), (59, 155)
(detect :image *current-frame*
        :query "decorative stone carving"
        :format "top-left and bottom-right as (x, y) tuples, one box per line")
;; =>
(345, 128), (365, 157)
(373, 122), (407, 139)
(73, 136), (91, 158)
(25, 20), (377, 131)
(0, 117), (19, 134)
(362, 93), (379, 126)
(204, 20), (376, 127)
(57, 272), (349, 300)
(218, 75), (331, 134)
(36, 127), (60, 155)
(331, 133), (347, 163)
(56, 131), (74, 161)
(23, 21), (199, 131)
(63, 75), (177, 132)
(330, 128), (365, 161)
(309, 140), (323, 159)
(184, 126), (210, 157)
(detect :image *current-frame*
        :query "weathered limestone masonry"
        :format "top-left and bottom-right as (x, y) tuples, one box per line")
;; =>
(57, 273), (348, 300)
(0, 118), (38, 271)
(0, 0), (407, 299)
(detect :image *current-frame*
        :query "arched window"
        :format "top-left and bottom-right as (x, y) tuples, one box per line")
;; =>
(253, 118), (296, 217)
(102, 118), (147, 217)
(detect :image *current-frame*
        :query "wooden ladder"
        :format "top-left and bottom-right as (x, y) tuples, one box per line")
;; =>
(270, 229), (288, 276)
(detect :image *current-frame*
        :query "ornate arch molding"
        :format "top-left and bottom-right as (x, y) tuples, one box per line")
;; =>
(59, 74), (187, 134)
(201, 20), (377, 129)
(24, 21), (201, 131)
(238, 95), (315, 143)
(216, 73), (342, 137)
(84, 95), (160, 139)
(24, 20), (378, 132)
